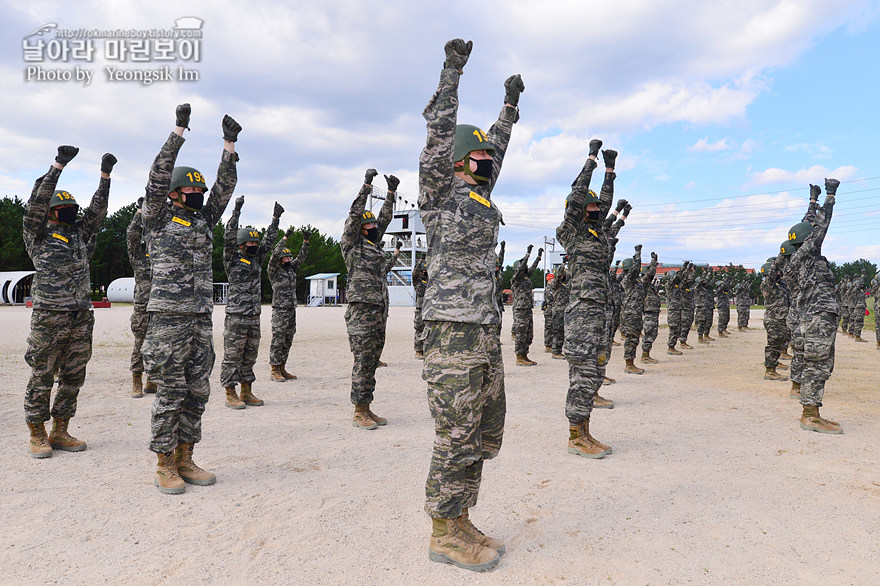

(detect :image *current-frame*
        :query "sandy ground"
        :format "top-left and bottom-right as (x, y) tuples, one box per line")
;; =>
(1, 304), (879, 585)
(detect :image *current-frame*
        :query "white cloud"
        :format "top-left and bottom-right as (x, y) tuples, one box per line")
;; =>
(690, 137), (732, 152)
(749, 165), (859, 186)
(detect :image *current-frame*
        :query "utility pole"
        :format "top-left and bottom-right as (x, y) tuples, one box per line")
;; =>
(543, 236), (556, 278)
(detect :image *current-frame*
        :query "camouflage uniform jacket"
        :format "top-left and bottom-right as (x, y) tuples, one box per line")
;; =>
(23, 166), (109, 311)
(556, 271), (571, 308)
(851, 276), (868, 310)
(734, 281), (751, 306)
(791, 194), (838, 316)
(543, 278), (556, 310)
(716, 276), (732, 306)
(642, 259), (660, 312)
(341, 184), (395, 306)
(666, 270), (684, 312)
(418, 67), (517, 324)
(681, 269), (695, 310)
(413, 260), (428, 310)
(556, 159), (614, 304)
(268, 237), (308, 309)
(494, 246), (505, 313)
(695, 276), (715, 309)
(512, 250), (541, 310)
(604, 213), (626, 302)
(143, 133), (237, 314)
(126, 207), (151, 306)
(223, 210), (279, 315)
(621, 248), (643, 315)
(760, 255), (788, 322)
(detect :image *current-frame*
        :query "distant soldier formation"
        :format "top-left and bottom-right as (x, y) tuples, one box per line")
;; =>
(18, 39), (878, 575)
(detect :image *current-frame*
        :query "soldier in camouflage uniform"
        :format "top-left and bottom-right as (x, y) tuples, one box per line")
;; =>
(220, 197), (281, 408)
(557, 138), (619, 461)
(126, 198), (157, 398)
(781, 239), (804, 398)
(493, 241), (505, 341)
(377, 240), (402, 367)
(872, 277), (880, 349)
(418, 39), (522, 572)
(641, 259), (661, 364)
(715, 273), (733, 337)
(666, 268), (684, 354)
(610, 262), (624, 346)
(23, 146), (115, 458)
(678, 263), (696, 348)
(694, 271), (716, 343)
(735, 277), (753, 330)
(413, 257), (428, 357)
(599, 201), (630, 390)
(141, 104), (240, 494)
(849, 270), (869, 342)
(620, 246), (647, 374)
(341, 170), (396, 430)
(551, 264), (570, 359)
(267, 228), (310, 381)
(542, 272), (556, 352)
(787, 179), (842, 434)
(836, 276), (850, 335)
(511, 245), (543, 365)
(761, 254), (790, 381)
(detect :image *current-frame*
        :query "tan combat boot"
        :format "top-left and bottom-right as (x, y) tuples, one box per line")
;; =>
(593, 393), (614, 409)
(800, 405), (842, 434)
(544, 345), (552, 353)
(378, 359), (388, 367)
(154, 451), (185, 494)
(641, 351), (659, 364)
(583, 418), (612, 454)
(367, 405), (387, 426)
(515, 354), (537, 366)
(458, 509), (505, 555)
(280, 363), (297, 380)
(27, 422), (52, 459)
(854, 336), (868, 343)
(48, 417), (86, 452)
(568, 423), (606, 459)
(680, 341), (693, 349)
(415, 351), (425, 359)
(667, 345), (683, 355)
(698, 334), (708, 344)
(270, 364), (286, 383)
(144, 380), (158, 393)
(131, 372), (144, 398)
(552, 351), (566, 359)
(603, 375), (616, 385)
(780, 349), (793, 359)
(352, 404), (377, 430)
(174, 443), (217, 485)
(428, 518), (499, 572)
(225, 386), (246, 410)
(789, 381), (801, 399)
(624, 359), (645, 374)
(763, 367), (788, 381)
(240, 383), (264, 406)
(707, 334), (716, 341)
(718, 330), (729, 338)
(776, 362), (788, 370)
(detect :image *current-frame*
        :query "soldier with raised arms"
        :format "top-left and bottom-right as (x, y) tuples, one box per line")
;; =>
(267, 227), (310, 381)
(511, 244), (543, 366)
(126, 197), (156, 398)
(23, 146), (115, 458)
(141, 103), (240, 494)
(419, 39), (523, 572)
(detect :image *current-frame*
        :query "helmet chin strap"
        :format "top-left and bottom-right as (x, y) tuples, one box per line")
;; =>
(462, 153), (491, 184)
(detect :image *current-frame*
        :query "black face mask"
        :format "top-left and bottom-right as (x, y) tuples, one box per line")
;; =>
(281, 260), (291, 267)
(365, 227), (380, 242)
(467, 157), (494, 185)
(587, 210), (603, 221)
(181, 191), (204, 211)
(244, 244), (259, 256)
(54, 207), (78, 225)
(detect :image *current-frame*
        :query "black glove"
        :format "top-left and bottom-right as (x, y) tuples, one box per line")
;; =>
(384, 174), (400, 192)
(615, 260), (621, 266)
(589, 139), (603, 158)
(364, 169), (378, 185)
(234, 195), (244, 211)
(635, 244), (642, 252)
(175, 103), (191, 129)
(500, 240), (506, 250)
(615, 199), (628, 213)
(137, 197), (144, 207)
(651, 252), (658, 262)
(273, 202), (284, 218)
(286, 227), (296, 238)
(623, 203), (632, 216)
(537, 248), (543, 256)
(504, 74), (525, 107)
(222, 115), (242, 142)
(55, 145), (79, 165)
(527, 244), (534, 253)
(395, 239), (402, 251)
(101, 153), (117, 174)
(809, 184), (821, 200)
(303, 229), (311, 242)
(825, 178), (840, 195)
(602, 149), (618, 169)
(443, 39), (472, 70)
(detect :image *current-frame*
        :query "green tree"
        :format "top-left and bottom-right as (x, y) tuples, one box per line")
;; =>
(0, 196), (32, 270)
(90, 203), (136, 291)
(833, 259), (877, 282)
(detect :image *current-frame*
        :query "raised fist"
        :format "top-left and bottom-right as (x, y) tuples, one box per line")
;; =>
(303, 229), (311, 242)
(809, 184), (821, 200)
(527, 244), (534, 253)
(635, 244), (643, 252)
(55, 145), (79, 166)
(443, 39), (472, 71)
(623, 203), (632, 216)
(137, 196), (144, 207)
(824, 178), (840, 195)
(364, 169), (378, 185)
(273, 202), (284, 218)
(615, 199), (628, 212)
(222, 115), (242, 142)
(234, 195), (245, 211)
(589, 139), (603, 158)
(504, 74), (525, 107)
(651, 251), (658, 262)
(537, 248), (543, 256)
(286, 227), (296, 238)
(384, 174), (400, 192)
(101, 153), (117, 174)
(176, 103), (191, 129)
(602, 149), (618, 169)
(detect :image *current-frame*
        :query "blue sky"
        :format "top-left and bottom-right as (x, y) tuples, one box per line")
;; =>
(1, 0), (878, 269)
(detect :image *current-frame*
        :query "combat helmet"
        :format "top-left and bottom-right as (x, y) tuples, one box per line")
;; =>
(779, 240), (795, 256)
(454, 124), (495, 184)
(360, 210), (377, 226)
(787, 221), (813, 245)
(49, 189), (78, 209)
(760, 263), (772, 275)
(237, 227), (260, 245)
(169, 166), (207, 194)
(621, 257), (634, 271)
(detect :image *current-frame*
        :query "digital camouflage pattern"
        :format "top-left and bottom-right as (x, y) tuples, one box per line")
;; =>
(219, 313), (261, 387)
(511, 250), (541, 354)
(423, 322), (505, 518)
(413, 259), (428, 353)
(268, 237), (308, 365)
(848, 272), (867, 337)
(345, 302), (385, 406)
(564, 299), (607, 420)
(679, 267), (695, 343)
(716, 275), (732, 334)
(543, 276), (556, 347)
(666, 270), (684, 347)
(836, 277), (850, 333)
(735, 279), (752, 328)
(418, 56), (517, 518)
(694, 275), (715, 337)
(620, 247), (645, 361)
(340, 184), (395, 305)
(761, 255), (789, 368)
(551, 268), (570, 354)
(126, 207), (151, 373)
(872, 278), (880, 345)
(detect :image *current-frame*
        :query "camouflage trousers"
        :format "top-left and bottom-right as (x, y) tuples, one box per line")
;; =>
(543, 307), (554, 347)
(143, 313), (214, 453)
(423, 321), (505, 519)
(130, 303), (148, 373)
(642, 311), (659, 353)
(269, 306), (297, 366)
(679, 305), (694, 343)
(345, 301), (385, 406)
(717, 302), (730, 333)
(611, 301), (622, 341)
(620, 308), (643, 361)
(839, 306), (850, 332)
(24, 308), (95, 425)
(695, 305), (714, 336)
(788, 313), (804, 385)
(512, 307), (533, 355)
(849, 304), (865, 337)
(551, 307), (565, 353)
(414, 304), (426, 353)
(564, 299), (607, 422)
(220, 313), (261, 387)
(763, 316), (789, 368)
(737, 303), (750, 328)
(667, 307), (682, 348)
(799, 310), (838, 407)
